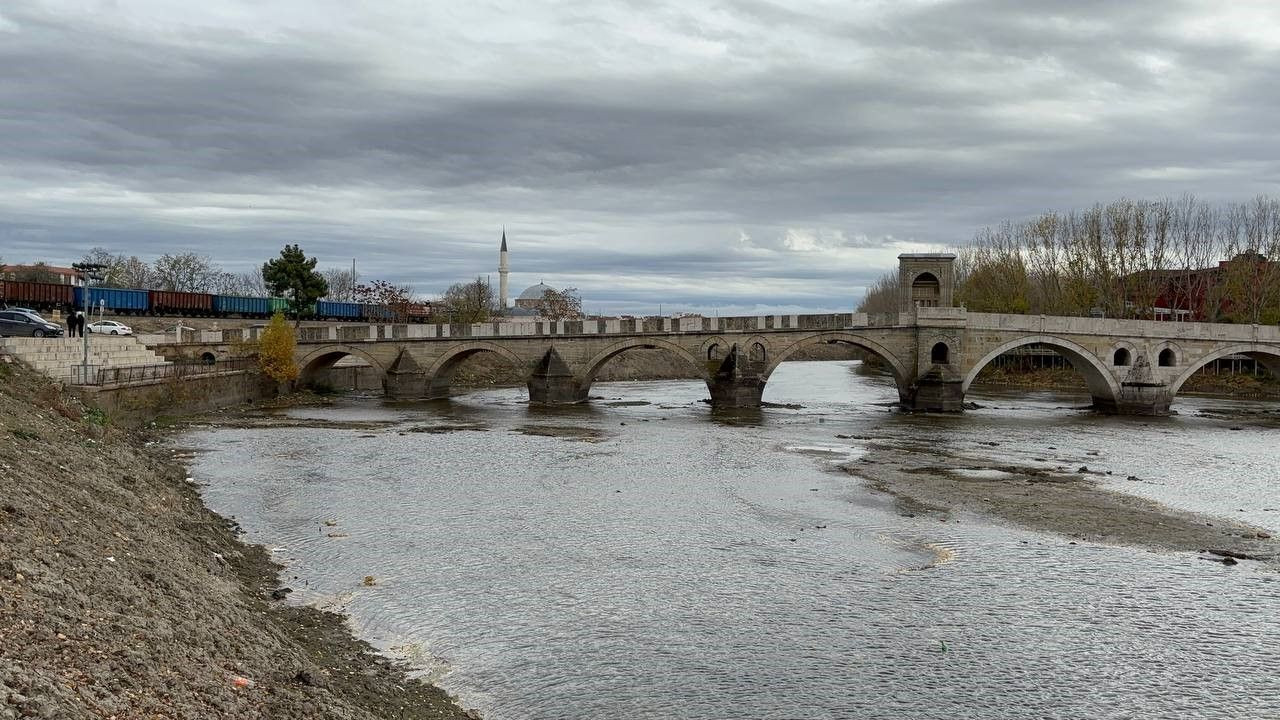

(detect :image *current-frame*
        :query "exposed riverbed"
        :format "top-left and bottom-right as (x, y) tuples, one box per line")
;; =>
(185, 360), (1280, 720)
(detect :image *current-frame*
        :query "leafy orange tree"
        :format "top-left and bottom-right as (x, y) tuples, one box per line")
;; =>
(258, 312), (298, 383)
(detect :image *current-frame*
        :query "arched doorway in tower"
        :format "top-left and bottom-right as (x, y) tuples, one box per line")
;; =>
(910, 272), (941, 307)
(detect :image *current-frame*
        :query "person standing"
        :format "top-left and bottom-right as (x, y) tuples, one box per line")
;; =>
(66, 311), (76, 337)
(74, 311), (85, 338)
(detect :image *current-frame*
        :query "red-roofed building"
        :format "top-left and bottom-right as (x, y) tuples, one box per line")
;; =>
(1, 264), (86, 287)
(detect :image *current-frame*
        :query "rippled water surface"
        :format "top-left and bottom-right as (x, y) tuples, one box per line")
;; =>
(188, 361), (1280, 719)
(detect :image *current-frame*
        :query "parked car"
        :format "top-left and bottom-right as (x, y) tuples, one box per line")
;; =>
(87, 320), (134, 335)
(0, 309), (64, 337)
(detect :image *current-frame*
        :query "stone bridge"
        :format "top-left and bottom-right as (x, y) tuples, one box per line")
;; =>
(266, 308), (1278, 415)
(157, 255), (1280, 416)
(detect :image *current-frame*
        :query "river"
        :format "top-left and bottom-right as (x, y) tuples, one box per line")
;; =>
(186, 360), (1280, 719)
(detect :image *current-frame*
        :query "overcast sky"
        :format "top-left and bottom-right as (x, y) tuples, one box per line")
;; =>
(3, 1), (1279, 315)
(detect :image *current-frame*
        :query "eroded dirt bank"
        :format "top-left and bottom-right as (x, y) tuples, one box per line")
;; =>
(843, 438), (1277, 567)
(0, 362), (477, 720)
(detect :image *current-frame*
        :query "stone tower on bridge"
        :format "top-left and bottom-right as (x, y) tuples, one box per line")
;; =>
(898, 253), (956, 312)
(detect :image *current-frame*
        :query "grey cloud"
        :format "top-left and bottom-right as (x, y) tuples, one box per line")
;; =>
(2, 0), (1279, 313)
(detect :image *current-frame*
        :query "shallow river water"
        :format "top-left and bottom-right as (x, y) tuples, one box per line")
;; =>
(187, 361), (1280, 719)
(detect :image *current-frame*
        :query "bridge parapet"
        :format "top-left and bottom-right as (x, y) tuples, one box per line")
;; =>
(912, 306), (967, 326)
(966, 312), (1280, 342)
(140, 310), (930, 349)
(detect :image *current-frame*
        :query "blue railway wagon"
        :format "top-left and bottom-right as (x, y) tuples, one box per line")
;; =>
(316, 300), (361, 319)
(361, 303), (394, 321)
(213, 294), (270, 317)
(74, 287), (149, 314)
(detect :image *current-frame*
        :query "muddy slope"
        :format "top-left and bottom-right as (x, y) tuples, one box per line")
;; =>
(0, 361), (477, 720)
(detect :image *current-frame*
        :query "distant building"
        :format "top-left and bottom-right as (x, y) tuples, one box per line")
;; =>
(498, 228), (510, 309)
(1, 265), (85, 287)
(495, 232), (560, 319)
(1128, 253), (1279, 321)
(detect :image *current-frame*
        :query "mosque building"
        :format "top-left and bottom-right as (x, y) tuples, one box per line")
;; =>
(498, 229), (559, 318)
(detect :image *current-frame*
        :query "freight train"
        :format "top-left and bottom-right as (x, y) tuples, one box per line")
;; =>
(0, 280), (432, 322)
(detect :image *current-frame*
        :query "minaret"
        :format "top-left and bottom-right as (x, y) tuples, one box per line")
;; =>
(498, 227), (510, 309)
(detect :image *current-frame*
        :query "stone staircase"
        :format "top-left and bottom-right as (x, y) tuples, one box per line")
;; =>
(0, 336), (171, 384)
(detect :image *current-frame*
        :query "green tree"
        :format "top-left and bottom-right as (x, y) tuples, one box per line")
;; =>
(262, 245), (328, 323)
(258, 312), (298, 383)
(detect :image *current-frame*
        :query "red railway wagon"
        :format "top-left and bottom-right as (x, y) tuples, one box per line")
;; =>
(401, 302), (433, 323)
(149, 290), (214, 315)
(0, 280), (75, 310)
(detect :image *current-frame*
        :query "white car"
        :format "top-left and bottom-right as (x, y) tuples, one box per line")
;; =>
(88, 320), (133, 335)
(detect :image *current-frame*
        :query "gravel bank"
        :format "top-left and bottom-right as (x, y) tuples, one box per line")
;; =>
(843, 438), (1277, 567)
(0, 361), (478, 719)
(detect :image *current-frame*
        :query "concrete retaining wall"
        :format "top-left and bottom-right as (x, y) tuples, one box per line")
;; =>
(72, 370), (272, 425)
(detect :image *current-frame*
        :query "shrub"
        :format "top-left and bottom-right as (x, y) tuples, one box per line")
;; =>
(258, 312), (298, 383)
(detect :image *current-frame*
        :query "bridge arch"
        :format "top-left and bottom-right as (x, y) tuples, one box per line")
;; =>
(581, 337), (707, 385)
(297, 344), (387, 384)
(700, 336), (732, 363)
(765, 332), (911, 386)
(423, 341), (527, 397)
(1168, 343), (1280, 398)
(962, 335), (1122, 403)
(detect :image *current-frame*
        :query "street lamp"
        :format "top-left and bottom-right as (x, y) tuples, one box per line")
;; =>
(71, 263), (106, 382)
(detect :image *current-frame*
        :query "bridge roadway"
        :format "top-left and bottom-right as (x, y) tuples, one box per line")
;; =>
(168, 307), (1280, 416)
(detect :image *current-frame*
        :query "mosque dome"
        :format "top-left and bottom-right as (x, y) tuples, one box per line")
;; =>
(517, 283), (555, 301)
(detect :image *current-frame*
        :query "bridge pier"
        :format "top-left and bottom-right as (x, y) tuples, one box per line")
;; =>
(705, 345), (766, 408)
(1095, 384), (1173, 416)
(706, 374), (766, 408)
(383, 349), (428, 399)
(527, 348), (587, 404)
(903, 368), (966, 412)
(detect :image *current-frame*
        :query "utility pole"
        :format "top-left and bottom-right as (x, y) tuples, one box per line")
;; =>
(71, 263), (106, 383)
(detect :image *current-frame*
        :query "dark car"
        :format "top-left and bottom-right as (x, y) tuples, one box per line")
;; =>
(0, 309), (65, 337)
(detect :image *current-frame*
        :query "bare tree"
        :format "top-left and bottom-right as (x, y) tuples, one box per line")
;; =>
(118, 256), (155, 289)
(1218, 197), (1280, 324)
(153, 253), (217, 292)
(956, 224), (1032, 313)
(236, 268), (267, 296)
(1170, 195), (1219, 320)
(80, 248), (157, 289)
(354, 279), (416, 320)
(440, 277), (497, 323)
(323, 268), (357, 301)
(207, 271), (248, 295)
(856, 272), (900, 314)
(953, 196), (1277, 321)
(540, 287), (584, 320)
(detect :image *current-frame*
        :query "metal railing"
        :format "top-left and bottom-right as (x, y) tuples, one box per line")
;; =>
(70, 357), (257, 386)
